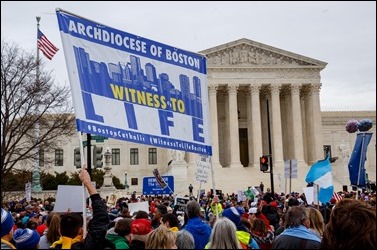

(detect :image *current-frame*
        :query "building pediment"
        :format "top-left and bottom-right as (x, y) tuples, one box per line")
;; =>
(199, 38), (327, 69)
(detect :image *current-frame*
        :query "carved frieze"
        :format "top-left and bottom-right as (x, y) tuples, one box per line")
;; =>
(206, 44), (313, 67)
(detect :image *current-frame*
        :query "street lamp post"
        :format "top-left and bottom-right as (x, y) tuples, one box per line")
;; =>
(102, 147), (114, 188)
(124, 171), (129, 192)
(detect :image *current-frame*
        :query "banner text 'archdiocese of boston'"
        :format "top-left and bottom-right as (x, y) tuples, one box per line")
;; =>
(56, 10), (212, 156)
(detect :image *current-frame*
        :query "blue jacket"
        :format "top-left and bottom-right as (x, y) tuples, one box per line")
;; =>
(183, 216), (211, 249)
(272, 225), (321, 249)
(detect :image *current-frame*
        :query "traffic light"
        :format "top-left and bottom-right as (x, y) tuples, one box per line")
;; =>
(260, 155), (269, 172)
(74, 148), (81, 168)
(93, 146), (103, 168)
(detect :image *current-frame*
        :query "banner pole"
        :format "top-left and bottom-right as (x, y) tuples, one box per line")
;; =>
(317, 184), (320, 209)
(289, 159), (292, 194)
(209, 156), (219, 220)
(166, 184), (174, 195)
(78, 132), (87, 237)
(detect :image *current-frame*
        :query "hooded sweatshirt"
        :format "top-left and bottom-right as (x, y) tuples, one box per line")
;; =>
(183, 216), (212, 249)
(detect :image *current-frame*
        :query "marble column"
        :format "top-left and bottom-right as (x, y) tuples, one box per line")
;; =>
(305, 84), (323, 164)
(270, 84), (284, 192)
(270, 84), (284, 162)
(247, 84), (263, 168)
(300, 93), (308, 163)
(290, 84), (306, 167)
(227, 84), (243, 168)
(208, 84), (222, 168)
(311, 84), (324, 161)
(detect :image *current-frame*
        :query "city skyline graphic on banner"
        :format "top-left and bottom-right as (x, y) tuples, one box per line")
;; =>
(74, 46), (203, 122)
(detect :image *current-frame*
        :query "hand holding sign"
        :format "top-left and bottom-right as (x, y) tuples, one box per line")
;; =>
(79, 165), (97, 196)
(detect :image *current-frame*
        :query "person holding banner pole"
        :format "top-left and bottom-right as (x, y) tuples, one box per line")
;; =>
(78, 132), (87, 236)
(51, 165), (114, 249)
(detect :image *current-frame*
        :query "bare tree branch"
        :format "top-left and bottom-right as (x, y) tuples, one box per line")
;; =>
(1, 39), (76, 198)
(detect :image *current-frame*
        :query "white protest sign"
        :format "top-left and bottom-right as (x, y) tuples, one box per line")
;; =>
(195, 154), (211, 183)
(53, 185), (85, 212)
(128, 201), (149, 215)
(303, 186), (315, 205)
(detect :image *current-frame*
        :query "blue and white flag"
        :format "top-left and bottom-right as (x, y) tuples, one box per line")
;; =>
(348, 132), (373, 188)
(56, 10), (212, 156)
(305, 155), (334, 204)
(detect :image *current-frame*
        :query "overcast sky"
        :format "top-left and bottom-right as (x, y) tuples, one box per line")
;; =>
(2, 1), (376, 111)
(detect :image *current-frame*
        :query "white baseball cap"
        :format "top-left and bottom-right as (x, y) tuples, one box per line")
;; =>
(248, 207), (257, 214)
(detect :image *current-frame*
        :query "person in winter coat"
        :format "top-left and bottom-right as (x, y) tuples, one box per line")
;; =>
(106, 218), (132, 249)
(272, 206), (320, 249)
(183, 200), (212, 249)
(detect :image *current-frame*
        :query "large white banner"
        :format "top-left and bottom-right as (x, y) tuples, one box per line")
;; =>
(56, 10), (212, 155)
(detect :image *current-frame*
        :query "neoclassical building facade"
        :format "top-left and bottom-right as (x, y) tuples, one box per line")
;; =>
(191, 38), (328, 193)
(22, 38), (376, 197)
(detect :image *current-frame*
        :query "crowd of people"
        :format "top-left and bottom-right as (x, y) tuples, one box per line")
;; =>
(1, 168), (376, 249)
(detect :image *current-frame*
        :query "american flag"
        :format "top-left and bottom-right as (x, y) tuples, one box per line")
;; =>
(332, 192), (343, 202)
(37, 29), (59, 60)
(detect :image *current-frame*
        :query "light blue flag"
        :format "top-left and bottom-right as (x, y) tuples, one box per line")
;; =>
(305, 155), (334, 204)
(348, 132), (373, 188)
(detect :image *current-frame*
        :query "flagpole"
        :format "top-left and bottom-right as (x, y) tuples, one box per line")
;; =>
(165, 182), (174, 195)
(289, 159), (292, 194)
(357, 133), (366, 187)
(32, 16), (42, 192)
(36, 17), (40, 77)
(355, 132), (366, 200)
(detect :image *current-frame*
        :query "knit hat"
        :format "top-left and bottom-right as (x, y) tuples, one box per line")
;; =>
(1, 208), (14, 237)
(222, 207), (241, 228)
(131, 218), (152, 235)
(13, 228), (40, 249)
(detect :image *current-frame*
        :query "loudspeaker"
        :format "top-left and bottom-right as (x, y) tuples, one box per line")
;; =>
(342, 185), (348, 192)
